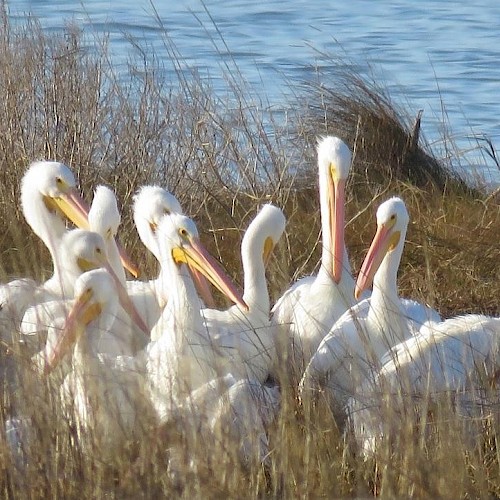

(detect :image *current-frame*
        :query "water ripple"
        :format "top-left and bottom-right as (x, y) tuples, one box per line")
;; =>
(8, 0), (500, 185)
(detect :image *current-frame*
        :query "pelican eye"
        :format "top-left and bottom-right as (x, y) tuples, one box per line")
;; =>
(54, 176), (71, 194)
(163, 207), (171, 215)
(390, 214), (396, 221)
(178, 227), (188, 239)
(96, 247), (102, 254)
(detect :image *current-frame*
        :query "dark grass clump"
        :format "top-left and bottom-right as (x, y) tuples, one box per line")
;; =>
(0, 11), (498, 498)
(297, 58), (472, 192)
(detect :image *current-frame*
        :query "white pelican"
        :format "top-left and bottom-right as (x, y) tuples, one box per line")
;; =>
(271, 136), (356, 377)
(201, 204), (286, 382)
(21, 232), (115, 389)
(165, 374), (280, 471)
(146, 213), (248, 422)
(299, 197), (440, 419)
(211, 377), (280, 467)
(22, 229), (147, 356)
(130, 185), (214, 333)
(0, 161), (90, 335)
(87, 184), (140, 285)
(21, 161), (89, 257)
(348, 314), (500, 457)
(126, 185), (184, 332)
(88, 185), (149, 348)
(42, 269), (154, 460)
(23, 163), (139, 281)
(20, 228), (112, 352)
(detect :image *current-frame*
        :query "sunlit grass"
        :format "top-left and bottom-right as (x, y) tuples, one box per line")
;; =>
(0, 10), (498, 498)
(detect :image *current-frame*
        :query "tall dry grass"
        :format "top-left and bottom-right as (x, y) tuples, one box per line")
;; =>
(0, 10), (498, 498)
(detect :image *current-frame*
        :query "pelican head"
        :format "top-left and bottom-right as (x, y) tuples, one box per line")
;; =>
(88, 185), (121, 239)
(133, 185), (183, 242)
(71, 269), (117, 327)
(133, 186), (215, 307)
(43, 269), (118, 373)
(89, 185), (140, 278)
(317, 136), (351, 284)
(355, 197), (409, 299)
(61, 229), (109, 275)
(157, 213), (248, 311)
(61, 229), (149, 336)
(21, 161), (90, 230)
(243, 204), (286, 267)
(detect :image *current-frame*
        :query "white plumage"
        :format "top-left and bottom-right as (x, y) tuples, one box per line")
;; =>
(271, 137), (357, 378)
(0, 161), (90, 340)
(146, 213), (247, 422)
(201, 204), (286, 382)
(128, 185), (187, 333)
(49, 269), (154, 460)
(300, 197), (440, 420)
(88, 185), (128, 285)
(348, 314), (500, 457)
(166, 374), (280, 470)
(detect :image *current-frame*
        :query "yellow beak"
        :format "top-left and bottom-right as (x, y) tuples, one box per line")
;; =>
(43, 288), (96, 374)
(328, 172), (346, 284)
(355, 223), (401, 299)
(172, 236), (248, 311)
(47, 187), (91, 230)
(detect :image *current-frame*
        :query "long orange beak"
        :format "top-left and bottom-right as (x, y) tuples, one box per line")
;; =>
(116, 237), (141, 279)
(328, 174), (346, 284)
(95, 255), (149, 337)
(172, 237), (248, 311)
(43, 288), (96, 374)
(189, 267), (216, 308)
(49, 187), (91, 230)
(355, 224), (400, 299)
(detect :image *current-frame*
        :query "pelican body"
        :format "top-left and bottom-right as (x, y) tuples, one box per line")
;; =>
(271, 137), (356, 379)
(166, 374), (280, 470)
(44, 269), (154, 460)
(300, 197), (440, 420)
(201, 204), (286, 382)
(146, 213), (247, 423)
(348, 314), (500, 457)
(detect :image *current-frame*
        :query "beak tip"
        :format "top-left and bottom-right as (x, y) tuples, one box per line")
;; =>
(125, 263), (140, 278)
(332, 262), (342, 284)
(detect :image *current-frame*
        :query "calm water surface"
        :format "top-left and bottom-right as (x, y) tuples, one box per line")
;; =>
(8, 0), (500, 186)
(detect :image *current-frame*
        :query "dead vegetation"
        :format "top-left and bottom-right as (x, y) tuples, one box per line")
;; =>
(0, 11), (498, 498)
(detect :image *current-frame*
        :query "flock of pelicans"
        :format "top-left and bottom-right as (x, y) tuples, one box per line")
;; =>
(1, 136), (499, 473)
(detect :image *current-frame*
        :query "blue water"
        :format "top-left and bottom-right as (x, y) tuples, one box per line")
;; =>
(8, 0), (500, 187)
